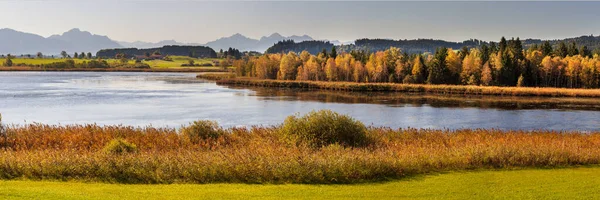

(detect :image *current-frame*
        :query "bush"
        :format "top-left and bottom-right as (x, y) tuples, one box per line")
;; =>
(103, 139), (138, 154)
(280, 110), (368, 148)
(181, 120), (225, 143)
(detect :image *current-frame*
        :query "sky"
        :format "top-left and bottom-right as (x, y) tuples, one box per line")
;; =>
(1, 1), (599, 43)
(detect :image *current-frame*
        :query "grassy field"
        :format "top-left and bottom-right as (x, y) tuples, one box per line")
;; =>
(143, 56), (216, 68)
(1, 167), (599, 199)
(4, 56), (227, 69)
(217, 78), (600, 98)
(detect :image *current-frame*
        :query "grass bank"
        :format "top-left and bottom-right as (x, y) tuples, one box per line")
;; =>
(2, 112), (600, 184)
(2, 167), (600, 199)
(1, 56), (230, 72)
(0, 66), (227, 73)
(216, 78), (600, 97)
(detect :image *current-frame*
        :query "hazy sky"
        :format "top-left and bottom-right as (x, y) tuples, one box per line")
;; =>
(1, 1), (599, 43)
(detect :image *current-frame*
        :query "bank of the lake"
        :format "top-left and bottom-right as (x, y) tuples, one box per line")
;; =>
(1, 167), (599, 199)
(0, 66), (228, 73)
(215, 77), (600, 98)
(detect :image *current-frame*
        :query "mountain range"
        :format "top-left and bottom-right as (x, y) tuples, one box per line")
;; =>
(2, 28), (598, 56)
(0, 28), (122, 55)
(117, 33), (320, 52)
(0, 28), (333, 55)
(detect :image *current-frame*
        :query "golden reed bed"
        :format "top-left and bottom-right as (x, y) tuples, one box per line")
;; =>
(215, 78), (600, 97)
(1, 123), (599, 184)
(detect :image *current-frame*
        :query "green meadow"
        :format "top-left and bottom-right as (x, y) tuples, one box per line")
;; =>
(6, 56), (224, 69)
(1, 167), (599, 200)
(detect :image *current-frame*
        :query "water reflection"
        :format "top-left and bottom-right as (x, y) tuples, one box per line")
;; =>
(0, 72), (599, 131)
(223, 85), (600, 111)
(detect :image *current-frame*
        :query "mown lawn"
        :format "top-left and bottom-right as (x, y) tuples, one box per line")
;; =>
(1, 167), (599, 200)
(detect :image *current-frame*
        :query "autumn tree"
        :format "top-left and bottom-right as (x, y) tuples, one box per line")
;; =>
(411, 55), (427, 84)
(460, 49), (483, 85)
(445, 49), (462, 84)
(278, 52), (301, 80)
(324, 57), (337, 81)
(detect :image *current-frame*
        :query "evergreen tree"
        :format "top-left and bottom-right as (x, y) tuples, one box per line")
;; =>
(321, 49), (328, 58)
(427, 47), (449, 84)
(541, 41), (553, 57)
(498, 52), (517, 86)
(568, 42), (579, 56)
(459, 46), (469, 60)
(580, 46), (591, 57)
(511, 37), (524, 60)
(480, 44), (490, 64)
(330, 46), (337, 59)
(87, 52), (92, 59)
(556, 42), (568, 58)
(499, 37), (507, 53)
(73, 52), (78, 59)
(489, 42), (498, 53)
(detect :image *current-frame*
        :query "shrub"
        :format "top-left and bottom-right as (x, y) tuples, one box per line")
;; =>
(103, 139), (138, 154)
(181, 120), (225, 143)
(280, 110), (368, 148)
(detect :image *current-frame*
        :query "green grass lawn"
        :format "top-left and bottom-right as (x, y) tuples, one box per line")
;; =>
(1, 167), (599, 200)
(143, 56), (217, 68)
(7, 56), (226, 69)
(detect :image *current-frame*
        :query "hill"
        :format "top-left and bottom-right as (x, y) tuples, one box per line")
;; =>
(265, 40), (334, 55)
(96, 45), (217, 58)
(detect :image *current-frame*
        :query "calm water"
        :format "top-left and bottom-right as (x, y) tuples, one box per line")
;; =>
(0, 71), (599, 131)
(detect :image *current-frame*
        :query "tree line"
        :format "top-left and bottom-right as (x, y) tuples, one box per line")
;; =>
(233, 37), (600, 88)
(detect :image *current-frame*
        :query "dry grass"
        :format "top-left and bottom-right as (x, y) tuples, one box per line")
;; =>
(1, 122), (600, 184)
(217, 78), (600, 98)
(196, 73), (236, 81)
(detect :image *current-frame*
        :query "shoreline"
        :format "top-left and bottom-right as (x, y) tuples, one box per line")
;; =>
(214, 78), (600, 98)
(0, 66), (228, 73)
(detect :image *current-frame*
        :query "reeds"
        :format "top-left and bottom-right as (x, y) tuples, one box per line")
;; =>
(1, 123), (600, 184)
(216, 78), (600, 98)
(196, 73), (236, 81)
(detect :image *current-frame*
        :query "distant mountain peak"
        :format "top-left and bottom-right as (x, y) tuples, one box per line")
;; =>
(269, 33), (283, 38)
(0, 28), (122, 55)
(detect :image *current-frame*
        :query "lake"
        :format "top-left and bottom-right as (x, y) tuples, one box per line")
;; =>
(0, 71), (599, 131)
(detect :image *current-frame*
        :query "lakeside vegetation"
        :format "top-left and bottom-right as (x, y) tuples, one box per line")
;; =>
(232, 37), (600, 89)
(1, 110), (600, 184)
(0, 55), (231, 72)
(216, 78), (600, 98)
(216, 85), (600, 111)
(3, 167), (600, 199)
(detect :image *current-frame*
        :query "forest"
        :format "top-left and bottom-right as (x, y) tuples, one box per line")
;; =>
(233, 37), (600, 88)
(266, 40), (335, 55)
(96, 45), (217, 58)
